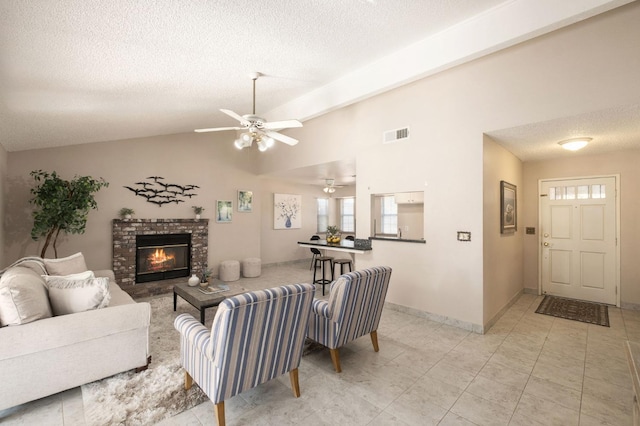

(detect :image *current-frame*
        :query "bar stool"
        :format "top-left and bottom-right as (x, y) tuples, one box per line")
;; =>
(333, 258), (353, 277)
(309, 235), (321, 270)
(333, 235), (354, 277)
(313, 256), (334, 296)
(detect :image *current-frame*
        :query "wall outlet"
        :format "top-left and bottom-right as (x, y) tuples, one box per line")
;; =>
(457, 231), (471, 242)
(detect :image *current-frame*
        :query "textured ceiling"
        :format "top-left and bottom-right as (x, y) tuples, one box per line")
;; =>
(0, 0), (636, 184)
(487, 103), (640, 162)
(0, 0), (506, 152)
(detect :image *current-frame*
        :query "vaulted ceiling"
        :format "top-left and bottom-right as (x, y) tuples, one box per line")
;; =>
(2, 0), (634, 160)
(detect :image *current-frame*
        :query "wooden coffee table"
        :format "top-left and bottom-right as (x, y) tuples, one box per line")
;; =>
(173, 279), (244, 324)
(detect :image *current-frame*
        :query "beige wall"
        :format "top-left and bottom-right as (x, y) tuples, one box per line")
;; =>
(4, 132), (264, 275)
(522, 148), (640, 307)
(483, 137), (524, 325)
(0, 143), (6, 267)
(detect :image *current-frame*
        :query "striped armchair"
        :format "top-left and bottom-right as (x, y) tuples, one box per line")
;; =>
(307, 266), (392, 373)
(174, 283), (315, 426)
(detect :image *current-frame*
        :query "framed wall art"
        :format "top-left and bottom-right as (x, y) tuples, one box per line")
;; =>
(500, 181), (517, 233)
(216, 200), (233, 223)
(274, 193), (301, 229)
(238, 190), (253, 212)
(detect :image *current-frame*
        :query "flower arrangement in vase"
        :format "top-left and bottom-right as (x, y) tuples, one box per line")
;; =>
(326, 225), (341, 244)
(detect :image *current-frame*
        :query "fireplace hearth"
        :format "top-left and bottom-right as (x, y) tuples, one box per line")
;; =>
(136, 234), (190, 283)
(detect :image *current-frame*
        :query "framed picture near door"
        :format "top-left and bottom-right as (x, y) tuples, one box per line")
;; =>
(500, 181), (517, 233)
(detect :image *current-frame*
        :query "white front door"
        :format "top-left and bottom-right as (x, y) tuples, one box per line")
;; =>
(540, 176), (618, 305)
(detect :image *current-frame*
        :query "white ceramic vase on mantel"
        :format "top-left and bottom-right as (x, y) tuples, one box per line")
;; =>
(188, 274), (200, 287)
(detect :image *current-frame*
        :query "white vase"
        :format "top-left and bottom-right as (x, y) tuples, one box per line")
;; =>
(195, 214), (201, 220)
(188, 274), (200, 287)
(124, 214), (132, 220)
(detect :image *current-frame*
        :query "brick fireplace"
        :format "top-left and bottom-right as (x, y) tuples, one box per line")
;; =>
(112, 219), (208, 298)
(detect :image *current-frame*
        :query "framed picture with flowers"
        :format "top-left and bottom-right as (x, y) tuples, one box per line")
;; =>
(274, 193), (301, 229)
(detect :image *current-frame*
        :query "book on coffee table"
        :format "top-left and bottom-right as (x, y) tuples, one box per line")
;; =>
(198, 284), (230, 295)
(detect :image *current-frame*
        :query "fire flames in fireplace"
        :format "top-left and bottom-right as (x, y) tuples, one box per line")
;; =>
(147, 248), (176, 272)
(135, 233), (191, 283)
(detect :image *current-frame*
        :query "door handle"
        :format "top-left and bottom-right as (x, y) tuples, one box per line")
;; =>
(543, 242), (550, 246)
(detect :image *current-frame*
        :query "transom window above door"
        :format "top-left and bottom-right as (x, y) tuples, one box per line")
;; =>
(548, 184), (606, 200)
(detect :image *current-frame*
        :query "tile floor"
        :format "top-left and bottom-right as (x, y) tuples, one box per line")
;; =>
(1, 261), (637, 425)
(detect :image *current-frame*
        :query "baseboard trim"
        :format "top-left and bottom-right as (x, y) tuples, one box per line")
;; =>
(621, 301), (640, 311)
(482, 288), (525, 334)
(385, 302), (484, 334)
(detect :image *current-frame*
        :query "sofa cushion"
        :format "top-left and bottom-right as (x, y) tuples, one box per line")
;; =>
(0, 267), (52, 326)
(43, 252), (88, 276)
(45, 276), (111, 316)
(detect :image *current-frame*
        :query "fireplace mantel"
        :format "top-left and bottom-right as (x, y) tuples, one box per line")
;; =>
(112, 219), (208, 298)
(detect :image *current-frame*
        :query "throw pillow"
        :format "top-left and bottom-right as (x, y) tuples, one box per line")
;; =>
(43, 252), (88, 276)
(44, 270), (95, 282)
(46, 276), (111, 316)
(0, 267), (52, 326)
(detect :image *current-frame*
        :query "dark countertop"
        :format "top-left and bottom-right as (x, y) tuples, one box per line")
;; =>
(369, 236), (426, 244)
(297, 239), (372, 252)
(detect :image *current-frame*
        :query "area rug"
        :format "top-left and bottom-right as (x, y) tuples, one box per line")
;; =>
(535, 295), (609, 327)
(82, 296), (208, 426)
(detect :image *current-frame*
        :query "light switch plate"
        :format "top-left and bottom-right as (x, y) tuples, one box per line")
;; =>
(457, 231), (471, 242)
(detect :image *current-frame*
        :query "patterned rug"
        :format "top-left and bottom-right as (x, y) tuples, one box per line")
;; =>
(535, 295), (609, 327)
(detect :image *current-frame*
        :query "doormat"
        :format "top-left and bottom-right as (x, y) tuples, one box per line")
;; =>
(535, 295), (609, 327)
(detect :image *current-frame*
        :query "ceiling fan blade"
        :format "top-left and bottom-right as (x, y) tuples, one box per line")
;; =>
(266, 131), (298, 146)
(262, 119), (303, 130)
(220, 109), (250, 126)
(194, 126), (242, 133)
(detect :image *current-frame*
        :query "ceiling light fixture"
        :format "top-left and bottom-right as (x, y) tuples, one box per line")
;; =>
(234, 132), (275, 151)
(558, 137), (591, 151)
(323, 186), (336, 194)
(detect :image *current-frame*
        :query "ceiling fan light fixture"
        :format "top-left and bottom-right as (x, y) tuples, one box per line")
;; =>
(323, 186), (336, 194)
(558, 137), (591, 151)
(195, 72), (302, 150)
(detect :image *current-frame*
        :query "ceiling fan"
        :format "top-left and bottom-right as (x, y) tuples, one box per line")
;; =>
(195, 72), (303, 151)
(323, 178), (343, 194)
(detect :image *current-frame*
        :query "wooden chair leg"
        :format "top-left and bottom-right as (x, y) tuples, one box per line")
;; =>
(289, 368), (301, 398)
(214, 401), (225, 426)
(329, 348), (342, 373)
(370, 330), (379, 352)
(184, 371), (193, 390)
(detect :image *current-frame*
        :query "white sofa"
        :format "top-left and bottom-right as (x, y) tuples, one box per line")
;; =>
(0, 262), (151, 411)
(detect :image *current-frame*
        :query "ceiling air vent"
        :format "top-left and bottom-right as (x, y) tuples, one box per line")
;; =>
(383, 127), (410, 144)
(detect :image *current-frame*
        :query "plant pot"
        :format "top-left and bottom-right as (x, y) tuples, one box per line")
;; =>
(195, 214), (201, 220)
(199, 281), (209, 288)
(124, 214), (132, 220)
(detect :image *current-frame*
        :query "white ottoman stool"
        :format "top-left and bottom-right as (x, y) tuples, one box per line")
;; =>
(219, 260), (240, 282)
(242, 258), (262, 278)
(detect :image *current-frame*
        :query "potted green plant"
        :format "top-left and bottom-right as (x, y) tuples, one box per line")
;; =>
(200, 267), (213, 287)
(30, 170), (109, 258)
(193, 206), (204, 220)
(119, 207), (135, 219)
